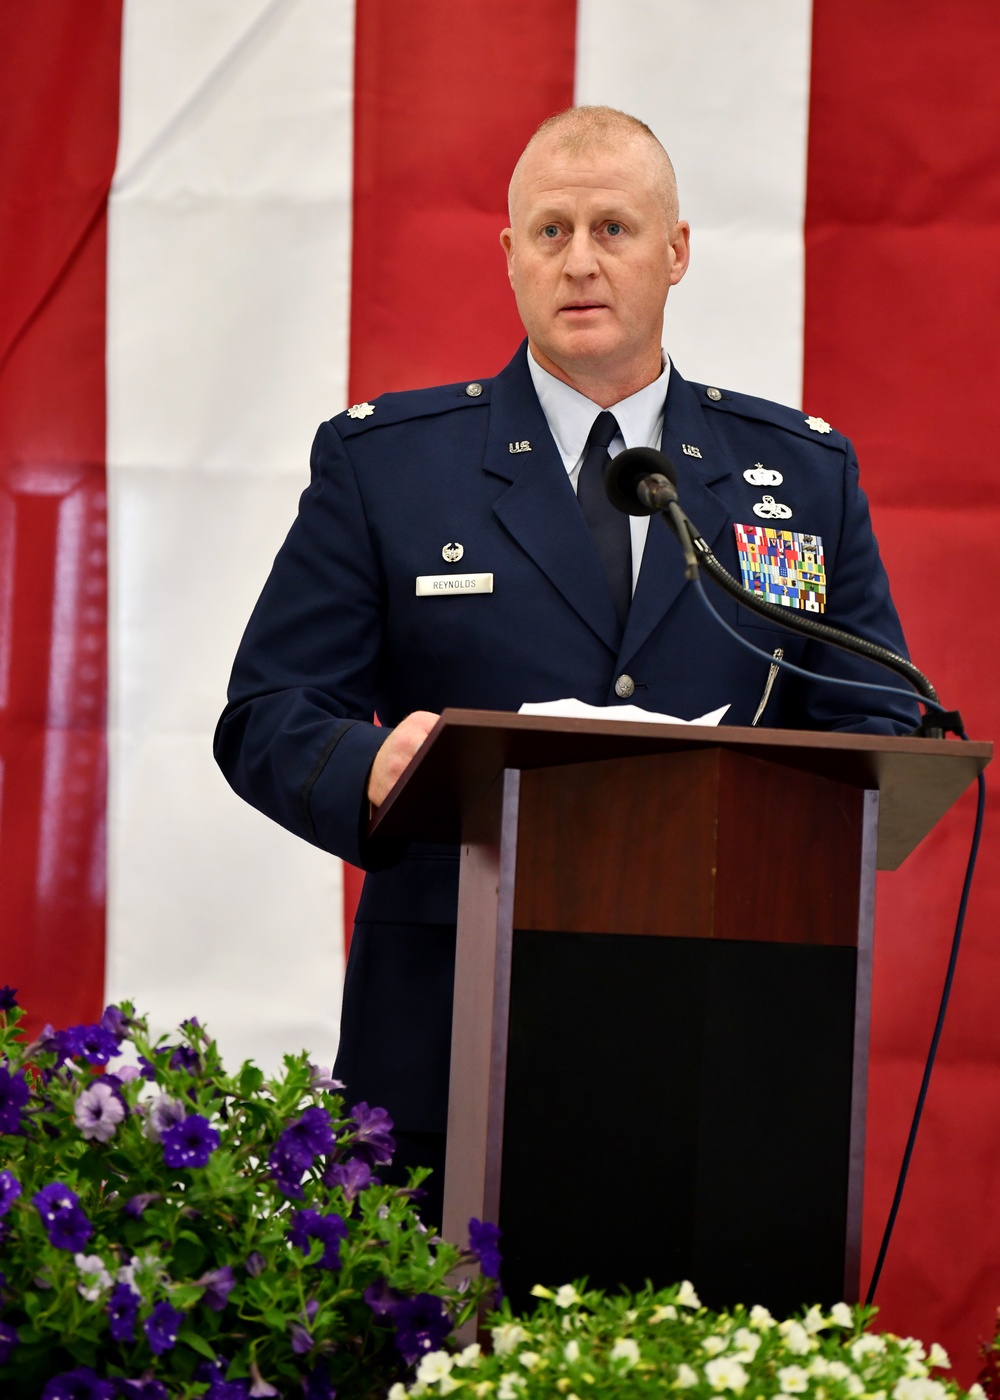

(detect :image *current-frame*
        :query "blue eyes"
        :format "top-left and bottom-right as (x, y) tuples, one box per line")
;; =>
(606, 222), (623, 236)
(540, 222), (624, 240)
(542, 225), (560, 239)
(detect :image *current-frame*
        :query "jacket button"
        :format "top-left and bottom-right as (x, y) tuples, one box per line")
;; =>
(614, 674), (635, 699)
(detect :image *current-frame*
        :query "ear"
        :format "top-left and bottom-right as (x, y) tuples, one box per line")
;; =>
(668, 220), (691, 287)
(500, 228), (515, 288)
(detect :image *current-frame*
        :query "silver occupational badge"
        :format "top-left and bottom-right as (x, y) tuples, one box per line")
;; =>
(805, 415), (832, 434)
(753, 495), (792, 520)
(744, 463), (783, 486)
(442, 542), (464, 563)
(681, 444), (703, 458)
(347, 402), (375, 419)
(508, 440), (531, 454)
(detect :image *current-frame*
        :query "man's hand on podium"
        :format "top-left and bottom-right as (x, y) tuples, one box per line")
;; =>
(367, 710), (440, 808)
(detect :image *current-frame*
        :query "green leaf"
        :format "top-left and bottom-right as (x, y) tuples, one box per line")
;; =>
(178, 1324), (218, 1362)
(239, 1063), (264, 1096)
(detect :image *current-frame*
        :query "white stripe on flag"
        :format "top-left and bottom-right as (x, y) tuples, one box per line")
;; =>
(106, 0), (355, 1068)
(575, 0), (813, 406)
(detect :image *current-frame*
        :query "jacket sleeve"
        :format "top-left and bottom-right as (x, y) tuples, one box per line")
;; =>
(213, 420), (393, 868)
(793, 441), (922, 736)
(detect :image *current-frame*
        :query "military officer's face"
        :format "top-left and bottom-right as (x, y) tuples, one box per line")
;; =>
(501, 133), (690, 400)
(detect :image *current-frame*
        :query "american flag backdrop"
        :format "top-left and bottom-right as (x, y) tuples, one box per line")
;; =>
(1, 0), (999, 1377)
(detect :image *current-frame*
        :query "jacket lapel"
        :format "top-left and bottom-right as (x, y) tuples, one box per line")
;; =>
(485, 347), (621, 652)
(620, 368), (735, 665)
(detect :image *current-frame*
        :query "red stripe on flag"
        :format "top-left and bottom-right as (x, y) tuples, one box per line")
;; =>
(0, 5), (123, 1033)
(344, 0), (577, 937)
(805, 2), (1000, 1375)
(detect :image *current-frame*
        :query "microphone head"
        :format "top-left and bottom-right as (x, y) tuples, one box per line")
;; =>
(605, 446), (680, 515)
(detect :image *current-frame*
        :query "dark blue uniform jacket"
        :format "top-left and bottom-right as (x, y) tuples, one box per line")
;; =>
(215, 344), (918, 1131)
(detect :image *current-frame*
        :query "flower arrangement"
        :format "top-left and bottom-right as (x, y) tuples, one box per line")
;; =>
(0, 991), (495, 1399)
(391, 1281), (983, 1400)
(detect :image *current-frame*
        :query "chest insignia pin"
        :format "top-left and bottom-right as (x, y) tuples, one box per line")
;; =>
(508, 440), (532, 453)
(681, 444), (702, 458)
(442, 542), (464, 563)
(805, 415), (832, 434)
(753, 495), (792, 520)
(744, 463), (783, 486)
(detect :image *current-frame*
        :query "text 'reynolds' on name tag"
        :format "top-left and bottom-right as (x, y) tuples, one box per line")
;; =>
(415, 573), (494, 596)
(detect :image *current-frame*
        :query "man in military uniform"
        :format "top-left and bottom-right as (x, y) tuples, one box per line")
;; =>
(215, 107), (917, 1219)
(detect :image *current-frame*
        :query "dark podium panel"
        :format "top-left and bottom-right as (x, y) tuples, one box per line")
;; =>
(369, 711), (990, 1314)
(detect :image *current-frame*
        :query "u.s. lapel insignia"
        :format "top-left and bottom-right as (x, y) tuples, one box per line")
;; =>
(347, 402), (375, 419)
(681, 443), (702, 458)
(442, 542), (464, 563)
(753, 494), (792, 520)
(735, 525), (826, 612)
(508, 440), (531, 453)
(744, 462), (783, 486)
(804, 414), (832, 434)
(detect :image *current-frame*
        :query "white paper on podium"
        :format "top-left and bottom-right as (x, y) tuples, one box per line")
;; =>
(518, 699), (730, 726)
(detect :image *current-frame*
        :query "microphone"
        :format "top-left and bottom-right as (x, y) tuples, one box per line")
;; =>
(604, 446), (952, 732)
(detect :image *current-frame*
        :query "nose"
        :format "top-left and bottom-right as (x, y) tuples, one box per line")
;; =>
(562, 226), (599, 279)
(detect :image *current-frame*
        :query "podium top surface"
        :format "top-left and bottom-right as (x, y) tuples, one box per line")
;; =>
(369, 709), (991, 870)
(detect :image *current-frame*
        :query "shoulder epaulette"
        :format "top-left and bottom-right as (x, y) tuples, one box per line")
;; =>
(690, 380), (847, 450)
(333, 377), (493, 436)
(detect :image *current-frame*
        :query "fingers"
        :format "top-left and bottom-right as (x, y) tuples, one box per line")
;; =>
(367, 710), (440, 807)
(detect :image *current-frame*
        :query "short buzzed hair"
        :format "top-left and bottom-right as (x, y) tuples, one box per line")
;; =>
(508, 105), (680, 226)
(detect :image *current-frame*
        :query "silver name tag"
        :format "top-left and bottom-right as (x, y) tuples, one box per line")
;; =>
(415, 572), (494, 596)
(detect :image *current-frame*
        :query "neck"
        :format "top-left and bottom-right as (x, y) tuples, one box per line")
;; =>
(528, 341), (663, 408)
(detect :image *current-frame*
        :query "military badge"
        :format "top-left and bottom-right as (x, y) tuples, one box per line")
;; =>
(734, 526), (826, 612)
(347, 402), (375, 419)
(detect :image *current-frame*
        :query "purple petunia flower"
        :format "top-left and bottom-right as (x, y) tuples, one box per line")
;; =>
(41, 1366), (116, 1400)
(100, 1005), (131, 1040)
(143, 1299), (183, 1355)
(363, 1277), (401, 1317)
(0, 986), (18, 1012)
(268, 1106), (336, 1197)
(74, 1080), (127, 1143)
(137, 1056), (157, 1082)
(308, 1063), (345, 1091)
(161, 1113), (219, 1168)
(303, 1359), (335, 1400)
(267, 1137), (307, 1199)
(244, 1250), (266, 1277)
(0, 1320), (19, 1363)
(290, 1321), (314, 1354)
(198, 1264), (236, 1311)
(194, 1360), (251, 1400)
(288, 1209), (349, 1270)
(145, 1094), (185, 1143)
(323, 1157), (371, 1202)
(347, 1102), (395, 1167)
(33, 1182), (93, 1252)
(248, 1362), (279, 1397)
(124, 1191), (161, 1218)
(168, 1044), (201, 1073)
(107, 1282), (140, 1342)
(116, 1381), (169, 1399)
(0, 1168), (22, 1216)
(387, 1292), (453, 1363)
(58, 1023), (121, 1066)
(468, 1217), (502, 1279)
(0, 1064), (30, 1135)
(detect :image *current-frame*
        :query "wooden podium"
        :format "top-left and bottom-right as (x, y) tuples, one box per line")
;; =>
(369, 710), (990, 1314)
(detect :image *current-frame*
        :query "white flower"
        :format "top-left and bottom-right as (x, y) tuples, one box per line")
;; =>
(74, 1081), (126, 1143)
(676, 1364), (700, 1388)
(829, 1303), (854, 1329)
(892, 1379), (948, 1400)
(530, 1285), (554, 1300)
(651, 1304), (678, 1323)
(850, 1335), (887, 1364)
(968, 1386), (986, 1400)
(74, 1253), (113, 1300)
(497, 1374), (525, 1400)
(555, 1285), (581, 1308)
(388, 1386), (409, 1400)
(826, 1362), (851, 1381)
(459, 1344), (482, 1368)
(703, 1335), (729, 1357)
(901, 1340), (927, 1363)
(416, 1353), (454, 1386)
(845, 1377), (865, 1395)
(926, 1345), (950, 1371)
(704, 1357), (749, 1393)
(803, 1306), (828, 1334)
(731, 1329), (761, 1363)
(750, 1305), (776, 1331)
(778, 1365), (810, 1393)
(492, 1324), (528, 1356)
(517, 1352), (540, 1372)
(438, 1377), (462, 1396)
(809, 1357), (831, 1377)
(778, 1321), (813, 1355)
(677, 1280), (702, 1309)
(610, 1338), (640, 1369)
(563, 1340), (580, 1363)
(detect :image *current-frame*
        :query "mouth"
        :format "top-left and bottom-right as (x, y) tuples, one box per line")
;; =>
(558, 301), (607, 316)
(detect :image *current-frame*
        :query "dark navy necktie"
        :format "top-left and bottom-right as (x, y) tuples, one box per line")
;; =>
(577, 410), (631, 630)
